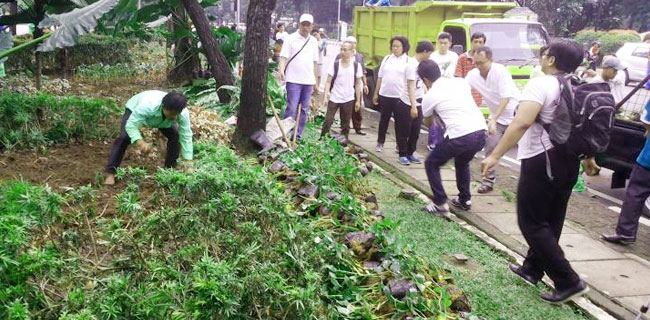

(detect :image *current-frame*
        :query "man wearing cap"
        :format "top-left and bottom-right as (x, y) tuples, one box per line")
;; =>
(279, 13), (320, 140)
(336, 36), (369, 135)
(584, 55), (626, 104)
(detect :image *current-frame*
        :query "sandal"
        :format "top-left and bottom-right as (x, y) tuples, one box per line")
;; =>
(477, 184), (493, 194)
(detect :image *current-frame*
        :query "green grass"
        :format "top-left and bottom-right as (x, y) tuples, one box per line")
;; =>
(368, 172), (592, 320)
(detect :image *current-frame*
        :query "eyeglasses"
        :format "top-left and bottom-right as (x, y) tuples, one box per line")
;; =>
(340, 48), (350, 52)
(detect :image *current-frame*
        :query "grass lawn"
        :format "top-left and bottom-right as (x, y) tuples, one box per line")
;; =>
(368, 171), (592, 320)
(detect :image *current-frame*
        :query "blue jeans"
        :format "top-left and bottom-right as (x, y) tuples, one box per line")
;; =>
(425, 130), (486, 205)
(283, 82), (314, 139)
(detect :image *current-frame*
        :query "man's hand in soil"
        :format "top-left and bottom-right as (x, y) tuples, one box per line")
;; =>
(137, 140), (151, 154)
(104, 173), (116, 185)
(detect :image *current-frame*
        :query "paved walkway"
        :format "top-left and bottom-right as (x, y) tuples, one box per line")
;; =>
(334, 108), (650, 319)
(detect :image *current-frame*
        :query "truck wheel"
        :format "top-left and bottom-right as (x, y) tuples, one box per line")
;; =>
(365, 70), (378, 111)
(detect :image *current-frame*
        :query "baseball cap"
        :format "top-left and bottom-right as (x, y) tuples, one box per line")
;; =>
(602, 56), (625, 70)
(299, 14), (314, 24)
(319, 28), (325, 32)
(344, 36), (357, 43)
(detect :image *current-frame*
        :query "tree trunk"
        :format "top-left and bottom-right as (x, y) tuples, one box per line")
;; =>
(34, 28), (43, 91)
(179, 0), (234, 103)
(232, 0), (277, 150)
(167, 6), (199, 85)
(9, 2), (17, 35)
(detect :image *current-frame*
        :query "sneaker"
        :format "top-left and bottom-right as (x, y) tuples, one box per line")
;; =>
(398, 157), (410, 165)
(407, 155), (421, 164)
(375, 143), (383, 152)
(355, 130), (367, 136)
(477, 184), (493, 194)
(601, 233), (636, 245)
(422, 202), (450, 215)
(450, 198), (471, 210)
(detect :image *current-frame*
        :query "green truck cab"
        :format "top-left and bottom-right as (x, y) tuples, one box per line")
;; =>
(354, 1), (549, 102)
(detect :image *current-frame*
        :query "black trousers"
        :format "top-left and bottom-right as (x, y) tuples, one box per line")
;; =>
(393, 100), (423, 157)
(376, 95), (399, 144)
(517, 148), (581, 290)
(105, 110), (180, 174)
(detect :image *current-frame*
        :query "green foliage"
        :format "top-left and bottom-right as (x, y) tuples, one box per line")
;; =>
(575, 29), (640, 56)
(6, 34), (132, 75)
(0, 92), (120, 150)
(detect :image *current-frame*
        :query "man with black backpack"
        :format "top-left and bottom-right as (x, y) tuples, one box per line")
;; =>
(481, 40), (615, 304)
(320, 42), (363, 140)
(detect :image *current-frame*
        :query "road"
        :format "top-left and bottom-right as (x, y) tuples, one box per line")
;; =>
(321, 40), (650, 221)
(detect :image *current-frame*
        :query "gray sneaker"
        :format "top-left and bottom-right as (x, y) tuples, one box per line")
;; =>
(422, 202), (450, 215)
(375, 143), (383, 152)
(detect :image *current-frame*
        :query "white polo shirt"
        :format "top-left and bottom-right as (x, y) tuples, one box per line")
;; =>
(275, 31), (289, 41)
(430, 51), (459, 78)
(399, 58), (425, 106)
(280, 32), (319, 85)
(466, 63), (519, 125)
(377, 54), (409, 98)
(517, 75), (560, 160)
(328, 60), (363, 103)
(421, 77), (487, 139)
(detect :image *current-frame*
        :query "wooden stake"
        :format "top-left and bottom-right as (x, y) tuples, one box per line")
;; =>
(293, 104), (302, 147)
(267, 96), (293, 149)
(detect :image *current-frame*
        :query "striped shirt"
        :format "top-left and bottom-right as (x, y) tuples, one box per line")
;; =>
(455, 52), (483, 107)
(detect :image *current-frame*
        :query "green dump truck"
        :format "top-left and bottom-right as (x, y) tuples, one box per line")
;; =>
(353, 1), (549, 104)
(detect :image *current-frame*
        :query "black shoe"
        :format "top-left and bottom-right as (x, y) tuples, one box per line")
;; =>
(509, 263), (540, 286)
(355, 130), (367, 136)
(541, 280), (589, 304)
(601, 233), (636, 245)
(450, 198), (471, 211)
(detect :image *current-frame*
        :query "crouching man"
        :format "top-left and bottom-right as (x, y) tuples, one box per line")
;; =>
(104, 91), (193, 185)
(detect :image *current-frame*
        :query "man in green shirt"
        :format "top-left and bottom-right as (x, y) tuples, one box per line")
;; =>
(104, 90), (193, 185)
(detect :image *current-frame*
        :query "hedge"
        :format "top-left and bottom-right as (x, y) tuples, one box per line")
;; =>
(574, 29), (641, 56)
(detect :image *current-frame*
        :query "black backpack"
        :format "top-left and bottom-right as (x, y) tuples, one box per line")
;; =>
(542, 74), (616, 159)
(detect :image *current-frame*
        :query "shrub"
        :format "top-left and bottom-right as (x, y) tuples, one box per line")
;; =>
(575, 29), (641, 56)
(0, 93), (120, 150)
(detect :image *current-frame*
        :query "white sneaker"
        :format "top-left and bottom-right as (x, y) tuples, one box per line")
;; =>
(422, 202), (450, 215)
(375, 143), (383, 152)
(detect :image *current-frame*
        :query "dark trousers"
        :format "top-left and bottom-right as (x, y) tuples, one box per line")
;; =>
(615, 163), (650, 239)
(105, 110), (180, 174)
(352, 105), (363, 131)
(377, 95), (399, 144)
(518, 149), (581, 291)
(393, 100), (423, 157)
(320, 100), (354, 139)
(425, 130), (486, 205)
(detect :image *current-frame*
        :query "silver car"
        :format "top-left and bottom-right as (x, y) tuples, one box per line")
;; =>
(616, 42), (649, 83)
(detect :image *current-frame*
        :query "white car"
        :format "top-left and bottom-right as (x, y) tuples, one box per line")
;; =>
(616, 42), (649, 83)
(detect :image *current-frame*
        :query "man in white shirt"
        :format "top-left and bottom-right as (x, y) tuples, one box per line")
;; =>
(279, 13), (320, 139)
(583, 55), (626, 104)
(466, 46), (519, 193)
(320, 42), (363, 139)
(275, 23), (289, 41)
(482, 40), (590, 304)
(430, 32), (459, 78)
(417, 60), (487, 214)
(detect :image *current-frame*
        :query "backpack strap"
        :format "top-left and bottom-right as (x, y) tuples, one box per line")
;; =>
(331, 60), (340, 87)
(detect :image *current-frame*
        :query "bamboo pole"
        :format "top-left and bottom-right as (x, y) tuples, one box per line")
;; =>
(267, 95), (293, 149)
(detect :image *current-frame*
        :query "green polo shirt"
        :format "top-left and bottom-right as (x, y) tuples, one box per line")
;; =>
(124, 90), (193, 160)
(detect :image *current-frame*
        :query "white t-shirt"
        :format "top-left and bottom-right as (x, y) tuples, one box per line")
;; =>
(430, 51), (459, 78)
(517, 75), (561, 160)
(421, 77), (487, 139)
(280, 32), (319, 85)
(399, 58), (425, 106)
(275, 31), (289, 41)
(377, 54), (409, 98)
(466, 63), (519, 125)
(327, 60), (363, 103)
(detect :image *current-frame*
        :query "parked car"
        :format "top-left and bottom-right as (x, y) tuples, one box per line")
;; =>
(616, 42), (650, 83)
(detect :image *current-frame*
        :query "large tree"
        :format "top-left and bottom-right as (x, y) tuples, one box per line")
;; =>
(232, 0), (277, 150)
(179, 0), (235, 102)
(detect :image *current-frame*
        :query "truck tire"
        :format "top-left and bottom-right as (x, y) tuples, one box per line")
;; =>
(365, 69), (378, 111)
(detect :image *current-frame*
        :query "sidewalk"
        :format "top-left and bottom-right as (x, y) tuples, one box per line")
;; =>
(336, 108), (650, 320)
